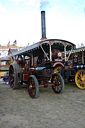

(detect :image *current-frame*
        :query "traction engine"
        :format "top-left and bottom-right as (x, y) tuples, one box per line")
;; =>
(9, 40), (65, 98)
(63, 47), (85, 89)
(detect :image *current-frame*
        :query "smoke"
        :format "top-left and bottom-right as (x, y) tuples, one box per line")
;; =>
(40, 0), (49, 10)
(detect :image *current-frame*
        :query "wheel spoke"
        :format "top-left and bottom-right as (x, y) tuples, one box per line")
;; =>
(77, 75), (81, 80)
(10, 68), (14, 72)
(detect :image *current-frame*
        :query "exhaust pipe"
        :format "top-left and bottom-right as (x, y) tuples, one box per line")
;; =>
(41, 11), (46, 40)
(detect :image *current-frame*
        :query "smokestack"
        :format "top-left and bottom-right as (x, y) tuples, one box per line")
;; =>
(41, 11), (46, 40)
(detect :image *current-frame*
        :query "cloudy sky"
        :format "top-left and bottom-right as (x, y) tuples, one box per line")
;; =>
(0, 0), (85, 47)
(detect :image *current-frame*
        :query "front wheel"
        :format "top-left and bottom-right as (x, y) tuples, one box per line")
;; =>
(27, 75), (39, 98)
(51, 73), (64, 93)
(75, 70), (85, 89)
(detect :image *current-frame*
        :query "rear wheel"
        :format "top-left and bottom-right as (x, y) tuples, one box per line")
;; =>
(9, 63), (20, 89)
(51, 73), (64, 93)
(27, 75), (39, 98)
(75, 70), (85, 89)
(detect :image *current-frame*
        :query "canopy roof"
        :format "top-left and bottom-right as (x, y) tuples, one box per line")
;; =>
(8, 39), (75, 57)
(66, 46), (85, 54)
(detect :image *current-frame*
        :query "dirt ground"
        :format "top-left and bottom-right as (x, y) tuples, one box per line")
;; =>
(0, 78), (85, 128)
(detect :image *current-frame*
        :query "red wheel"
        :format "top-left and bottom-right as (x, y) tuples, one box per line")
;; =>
(27, 75), (39, 98)
(51, 73), (64, 93)
(9, 65), (15, 88)
(9, 63), (20, 89)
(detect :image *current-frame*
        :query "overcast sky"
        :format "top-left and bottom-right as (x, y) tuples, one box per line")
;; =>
(0, 0), (85, 47)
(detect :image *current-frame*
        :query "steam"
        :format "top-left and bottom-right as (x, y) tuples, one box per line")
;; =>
(40, 0), (49, 10)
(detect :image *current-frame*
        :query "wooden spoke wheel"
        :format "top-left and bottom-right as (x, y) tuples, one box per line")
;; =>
(51, 73), (64, 93)
(9, 63), (20, 89)
(27, 75), (39, 98)
(75, 70), (85, 89)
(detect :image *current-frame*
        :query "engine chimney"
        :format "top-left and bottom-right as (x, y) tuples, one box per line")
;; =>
(41, 11), (46, 40)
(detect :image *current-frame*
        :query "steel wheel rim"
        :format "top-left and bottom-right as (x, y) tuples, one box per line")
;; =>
(75, 70), (85, 89)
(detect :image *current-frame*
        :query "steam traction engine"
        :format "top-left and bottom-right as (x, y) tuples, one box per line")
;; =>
(8, 10), (75, 98)
(64, 46), (85, 89)
(9, 39), (66, 98)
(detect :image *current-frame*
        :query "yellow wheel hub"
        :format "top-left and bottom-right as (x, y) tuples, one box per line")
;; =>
(54, 68), (60, 73)
(81, 76), (85, 81)
(75, 70), (85, 89)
